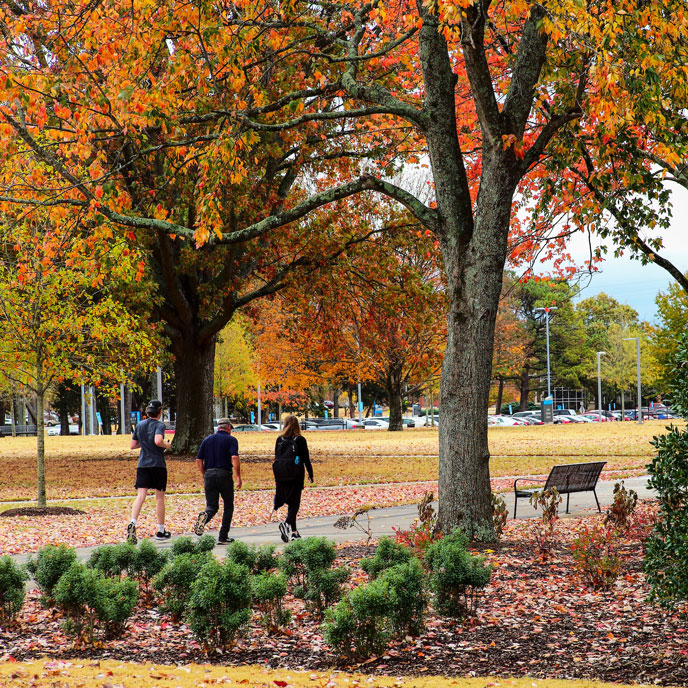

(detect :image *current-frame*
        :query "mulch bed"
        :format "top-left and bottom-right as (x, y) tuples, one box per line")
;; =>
(3, 507), (686, 685)
(0, 507), (85, 517)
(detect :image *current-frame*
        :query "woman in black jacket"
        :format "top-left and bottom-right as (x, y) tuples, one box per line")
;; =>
(273, 414), (313, 542)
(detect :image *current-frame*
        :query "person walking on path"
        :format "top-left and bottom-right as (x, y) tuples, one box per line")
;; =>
(272, 415), (313, 542)
(193, 418), (242, 544)
(127, 399), (171, 544)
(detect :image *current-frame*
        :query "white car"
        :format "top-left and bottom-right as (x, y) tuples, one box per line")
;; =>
(260, 423), (280, 431)
(488, 415), (522, 427)
(47, 424), (79, 436)
(362, 419), (389, 430)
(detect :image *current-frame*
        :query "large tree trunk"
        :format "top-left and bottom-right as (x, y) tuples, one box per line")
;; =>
(169, 334), (216, 454)
(386, 363), (404, 431)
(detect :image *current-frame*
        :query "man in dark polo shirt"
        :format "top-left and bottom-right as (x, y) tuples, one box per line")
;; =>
(193, 418), (242, 544)
(127, 399), (171, 544)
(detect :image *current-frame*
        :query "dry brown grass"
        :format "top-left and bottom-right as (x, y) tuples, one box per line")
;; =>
(0, 421), (669, 501)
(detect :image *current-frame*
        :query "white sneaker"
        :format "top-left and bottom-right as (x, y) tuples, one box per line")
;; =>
(279, 521), (292, 543)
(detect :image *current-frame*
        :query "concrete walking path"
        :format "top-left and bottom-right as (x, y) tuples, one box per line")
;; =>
(10, 476), (653, 571)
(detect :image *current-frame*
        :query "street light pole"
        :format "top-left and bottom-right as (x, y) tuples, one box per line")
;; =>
(624, 337), (643, 424)
(534, 307), (558, 398)
(596, 351), (606, 413)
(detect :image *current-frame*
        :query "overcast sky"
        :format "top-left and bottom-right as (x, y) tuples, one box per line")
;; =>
(545, 184), (688, 323)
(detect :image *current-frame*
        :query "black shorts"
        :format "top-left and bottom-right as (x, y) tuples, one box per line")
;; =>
(134, 467), (167, 491)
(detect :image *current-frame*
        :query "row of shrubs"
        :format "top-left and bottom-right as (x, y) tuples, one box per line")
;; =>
(0, 529), (492, 659)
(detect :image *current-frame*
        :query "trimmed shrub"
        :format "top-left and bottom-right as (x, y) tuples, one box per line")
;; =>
(279, 537), (348, 617)
(251, 571), (291, 633)
(26, 544), (77, 602)
(88, 543), (137, 578)
(171, 535), (215, 557)
(53, 562), (138, 641)
(0, 556), (27, 626)
(130, 540), (168, 588)
(323, 577), (392, 661)
(424, 529), (492, 618)
(153, 551), (213, 621)
(185, 558), (252, 654)
(225, 541), (277, 573)
(379, 558), (427, 636)
(360, 537), (412, 579)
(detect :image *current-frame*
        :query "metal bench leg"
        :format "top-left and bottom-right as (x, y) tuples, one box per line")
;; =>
(513, 496), (517, 519)
(593, 489), (601, 513)
(566, 493), (570, 514)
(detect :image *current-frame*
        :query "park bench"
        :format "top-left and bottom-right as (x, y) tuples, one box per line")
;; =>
(0, 424), (38, 437)
(512, 461), (606, 518)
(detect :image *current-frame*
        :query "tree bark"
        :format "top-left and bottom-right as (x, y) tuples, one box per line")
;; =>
(36, 361), (46, 507)
(519, 365), (531, 411)
(386, 363), (404, 431)
(333, 389), (339, 419)
(169, 333), (216, 454)
(495, 378), (504, 415)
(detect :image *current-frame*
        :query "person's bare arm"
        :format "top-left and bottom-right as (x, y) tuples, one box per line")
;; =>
(130, 438), (140, 450)
(155, 433), (171, 450)
(232, 455), (242, 489)
(196, 458), (205, 476)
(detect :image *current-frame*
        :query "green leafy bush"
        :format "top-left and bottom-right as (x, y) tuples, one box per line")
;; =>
(378, 558), (427, 636)
(0, 556), (27, 626)
(323, 576), (392, 661)
(279, 537), (337, 584)
(130, 540), (168, 588)
(171, 535), (215, 557)
(88, 543), (137, 578)
(646, 333), (688, 609)
(185, 558), (252, 654)
(153, 551), (213, 621)
(53, 562), (138, 641)
(360, 537), (412, 579)
(26, 544), (77, 602)
(424, 529), (492, 618)
(279, 537), (348, 617)
(251, 572), (291, 633)
(225, 541), (278, 573)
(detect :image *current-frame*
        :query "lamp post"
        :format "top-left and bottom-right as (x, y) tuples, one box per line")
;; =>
(596, 351), (606, 413)
(534, 307), (558, 398)
(623, 337), (643, 424)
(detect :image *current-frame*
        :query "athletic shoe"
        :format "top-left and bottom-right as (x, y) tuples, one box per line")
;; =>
(291, 531), (302, 540)
(155, 529), (171, 540)
(217, 537), (235, 545)
(279, 521), (291, 543)
(193, 511), (209, 536)
(126, 522), (137, 545)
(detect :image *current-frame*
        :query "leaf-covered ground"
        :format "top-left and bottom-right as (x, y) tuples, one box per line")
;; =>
(3, 505), (686, 686)
(0, 423), (664, 501)
(0, 659), (653, 688)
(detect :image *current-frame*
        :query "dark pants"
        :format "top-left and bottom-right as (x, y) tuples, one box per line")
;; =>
(204, 468), (234, 539)
(284, 490), (302, 531)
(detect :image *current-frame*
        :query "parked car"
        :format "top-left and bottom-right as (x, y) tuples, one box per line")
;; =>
(512, 410), (540, 419)
(300, 420), (320, 431)
(323, 401), (334, 409)
(47, 424), (79, 436)
(379, 417), (417, 428)
(362, 419), (389, 430)
(232, 424), (264, 432)
(488, 415), (522, 426)
(260, 423), (280, 431)
(553, 409), (579, 417)
(581, 413), (608, 422)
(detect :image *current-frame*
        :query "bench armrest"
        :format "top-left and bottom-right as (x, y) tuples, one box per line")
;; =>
(513, 478), (543, 492)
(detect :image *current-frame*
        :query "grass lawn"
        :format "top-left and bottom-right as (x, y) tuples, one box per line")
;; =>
(0, 659), (662, 687)
(0, 422), (670, 501)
